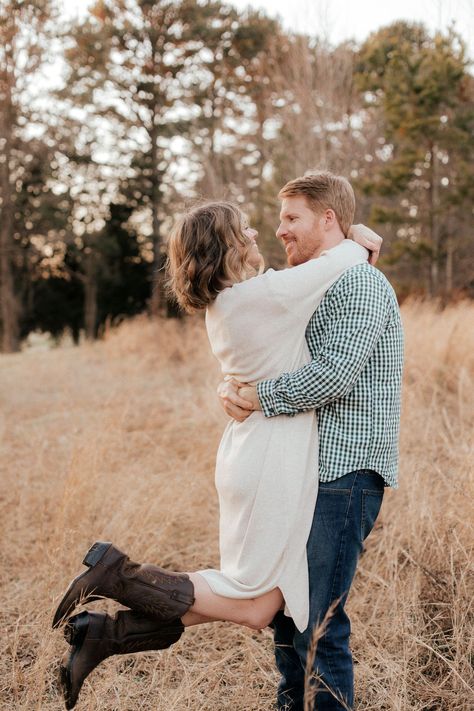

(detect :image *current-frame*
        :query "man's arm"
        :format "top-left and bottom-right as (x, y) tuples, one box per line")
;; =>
(257, 268), (390, 417)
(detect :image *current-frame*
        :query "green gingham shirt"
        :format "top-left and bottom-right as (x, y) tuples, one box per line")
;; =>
(256, 263), (404, 488)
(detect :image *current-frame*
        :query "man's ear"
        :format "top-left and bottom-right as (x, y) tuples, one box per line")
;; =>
(324, 209), (337, 229)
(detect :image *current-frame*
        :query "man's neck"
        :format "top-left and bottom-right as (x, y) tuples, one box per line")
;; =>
(311, 233), (345, 259)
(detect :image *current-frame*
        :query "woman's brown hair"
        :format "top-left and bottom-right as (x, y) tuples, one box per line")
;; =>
(166, 201), (263, 314)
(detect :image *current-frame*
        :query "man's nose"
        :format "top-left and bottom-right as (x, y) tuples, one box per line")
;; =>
(276, 223), (286, 239)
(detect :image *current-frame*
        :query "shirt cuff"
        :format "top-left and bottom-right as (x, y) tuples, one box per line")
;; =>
(257, 378), (297, 418)
(256, 379), (279, 418)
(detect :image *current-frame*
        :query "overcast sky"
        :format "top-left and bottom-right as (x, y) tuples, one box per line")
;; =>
(229, 0), (473, 50)
(61, 0), (474, 57)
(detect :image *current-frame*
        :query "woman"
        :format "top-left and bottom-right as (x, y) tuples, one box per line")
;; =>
(52, 201), (380, 709)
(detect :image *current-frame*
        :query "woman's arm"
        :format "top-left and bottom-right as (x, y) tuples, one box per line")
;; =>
(217, 226), (383, 420)
(348, 224), (382, 265)
(263, 239), (367, 324)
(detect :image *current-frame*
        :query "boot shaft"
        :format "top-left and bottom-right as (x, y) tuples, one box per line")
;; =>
(65, 610), (184, 656)
(109, 610), (184, 653)
(53, 540), (195, 628)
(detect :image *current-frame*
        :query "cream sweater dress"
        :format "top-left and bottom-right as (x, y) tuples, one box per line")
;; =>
(200, 241), (367, 632)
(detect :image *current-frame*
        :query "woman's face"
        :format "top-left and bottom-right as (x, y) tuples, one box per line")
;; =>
(241, 222), (262, 269)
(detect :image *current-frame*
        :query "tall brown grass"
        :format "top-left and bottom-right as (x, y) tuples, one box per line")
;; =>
(1, 300), (473, 710)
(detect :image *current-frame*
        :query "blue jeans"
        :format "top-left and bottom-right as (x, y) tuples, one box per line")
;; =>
(273, 469), (384, 710)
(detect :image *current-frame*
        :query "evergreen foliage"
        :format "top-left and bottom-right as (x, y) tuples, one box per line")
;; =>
(0, 2), (472, 349)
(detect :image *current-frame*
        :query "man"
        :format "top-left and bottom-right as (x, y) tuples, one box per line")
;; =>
(218, 171), (403, 710)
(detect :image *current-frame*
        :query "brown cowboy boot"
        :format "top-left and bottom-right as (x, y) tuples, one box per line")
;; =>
(60, 609), (184, 709)
(52, 541), (194, 628)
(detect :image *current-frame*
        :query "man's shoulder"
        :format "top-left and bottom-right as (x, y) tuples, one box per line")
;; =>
(328, 263), (398, 304)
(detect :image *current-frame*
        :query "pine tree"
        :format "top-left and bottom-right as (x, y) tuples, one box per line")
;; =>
(0, 0), (65, 350)
(58, 0), (229, 318)
(356, 22), (474, 296)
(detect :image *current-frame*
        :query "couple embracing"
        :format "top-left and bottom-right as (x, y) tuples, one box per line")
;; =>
(52, 171), (403, 710)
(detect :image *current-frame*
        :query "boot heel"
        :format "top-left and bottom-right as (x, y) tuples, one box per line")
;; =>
(64, 612), (90, 646)
(82, 541), (112, 568)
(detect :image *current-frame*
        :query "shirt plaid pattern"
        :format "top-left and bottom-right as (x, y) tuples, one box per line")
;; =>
(256, 263), (404, 487)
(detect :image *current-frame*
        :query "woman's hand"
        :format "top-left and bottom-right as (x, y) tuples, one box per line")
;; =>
(348, 224), (383, 266)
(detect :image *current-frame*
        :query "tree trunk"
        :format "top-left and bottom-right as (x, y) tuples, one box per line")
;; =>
(0, 218), (20, 353)
(83, 251), (98, 340)
(445, 235), (454, 296)
(148, 100), (180, 319)
(0, 62), (20, 352)
(428, 143), (440, 296)
(149, 105), (164, 317)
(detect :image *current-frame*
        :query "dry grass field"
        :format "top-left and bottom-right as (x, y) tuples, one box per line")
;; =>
(1, 301), (473, 710)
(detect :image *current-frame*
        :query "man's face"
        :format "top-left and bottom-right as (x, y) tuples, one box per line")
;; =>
(276, 196), (326, 266)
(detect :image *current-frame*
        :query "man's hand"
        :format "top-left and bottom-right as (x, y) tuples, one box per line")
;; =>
(238, 385), (261, 411)
(217, 378), (254, 422)
(348, 224), (383, 266)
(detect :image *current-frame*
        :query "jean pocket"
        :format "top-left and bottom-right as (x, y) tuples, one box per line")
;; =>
(361, 489), (384, 542)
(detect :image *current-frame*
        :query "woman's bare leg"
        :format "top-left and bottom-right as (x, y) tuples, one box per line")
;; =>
(181, 611), (220, 626)
(181, 572), (283, 630)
